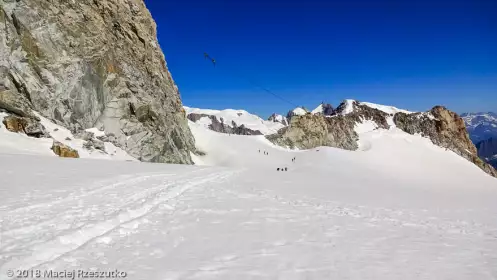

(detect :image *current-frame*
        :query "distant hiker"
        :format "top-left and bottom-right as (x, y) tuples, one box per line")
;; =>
(258, 149), (260, 153)
(284, 167), (288, 171)
(277, 168), (280, 171)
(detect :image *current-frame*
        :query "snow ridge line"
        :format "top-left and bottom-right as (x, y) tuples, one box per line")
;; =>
(0, 170), (236, 276)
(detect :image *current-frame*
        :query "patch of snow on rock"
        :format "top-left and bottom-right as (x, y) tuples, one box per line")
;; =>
(359, 102), (413, 115)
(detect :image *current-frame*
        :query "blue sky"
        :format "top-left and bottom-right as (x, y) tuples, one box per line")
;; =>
(144, 0), (497, 118)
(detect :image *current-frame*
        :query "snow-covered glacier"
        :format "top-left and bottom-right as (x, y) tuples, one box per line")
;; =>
(1, 114), (497, 280)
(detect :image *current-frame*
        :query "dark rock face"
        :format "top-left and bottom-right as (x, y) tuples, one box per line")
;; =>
(321, 103), (334, 116)
(394, 106), (497, 177)
(187, 113), (263, 136)
(0, 0), (195, 164)
(341, 102), (390, 129)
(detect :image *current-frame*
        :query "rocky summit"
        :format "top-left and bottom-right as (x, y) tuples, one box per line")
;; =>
(0, 0), (195, 163)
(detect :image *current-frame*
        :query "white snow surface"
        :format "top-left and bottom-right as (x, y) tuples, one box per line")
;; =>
(354, 119), (379, 134)
(341, 99), (355, 115)
(359, 101), (413, 115)
(311, 104), (324, 114)
(184, 106), (284, 135)
(0, 112), (136, 161)
(292, 107), (307, 116)
(1, 122), (497, 279)
(272, 114), (285, 123)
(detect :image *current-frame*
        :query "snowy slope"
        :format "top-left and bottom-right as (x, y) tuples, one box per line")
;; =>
(291, 107), (307, 116)
(0, 112), (136, 161)
(185, 106), (285, 135)
(359, 101), (413, 114)
(2, 118), (497, 280)
(339, 99), (355, 115)
(270, 114), (285, 122)
(311, 104), (324, 114)
(292, 107), (307, 116)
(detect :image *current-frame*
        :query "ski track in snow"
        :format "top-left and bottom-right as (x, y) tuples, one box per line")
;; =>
(1, 121), (497, 279)
(0, 166), (237, 276)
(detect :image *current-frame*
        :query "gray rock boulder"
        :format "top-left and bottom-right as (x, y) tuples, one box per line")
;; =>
(2, 114), (49, 138)
(0, 0), (195, 164)
(51, 141), (79, 158)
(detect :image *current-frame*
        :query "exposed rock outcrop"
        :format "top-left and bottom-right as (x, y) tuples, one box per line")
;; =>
(0, 0), (195, 164)
(268, 113), (289, 126)
(51, 141), (79, 158)
(187, 113), (262, 135)
(268, 100), (496, 177)
(267, 113), (359, 150)
(2, 114), (48, 138)
(394, 106), (497, 177)
(312, 103), (334, 116)
(461, 112), (497, 144)
(286, 107), (309, 120)
(267, 101), (389, 150)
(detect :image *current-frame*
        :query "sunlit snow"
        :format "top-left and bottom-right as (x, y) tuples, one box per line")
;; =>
(1, 114), (497, 280)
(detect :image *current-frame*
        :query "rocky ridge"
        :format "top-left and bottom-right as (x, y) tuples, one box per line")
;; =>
(267, 100), (497, 177)
(187, 113), (263, 135)
(0, 0), (195, 163)
(185, 106), (284, 136)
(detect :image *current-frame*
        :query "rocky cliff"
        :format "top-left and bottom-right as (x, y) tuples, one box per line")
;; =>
(267, 100), (497, 177)
(0, 0), (195, 163)
(394, 106), (497, 177)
